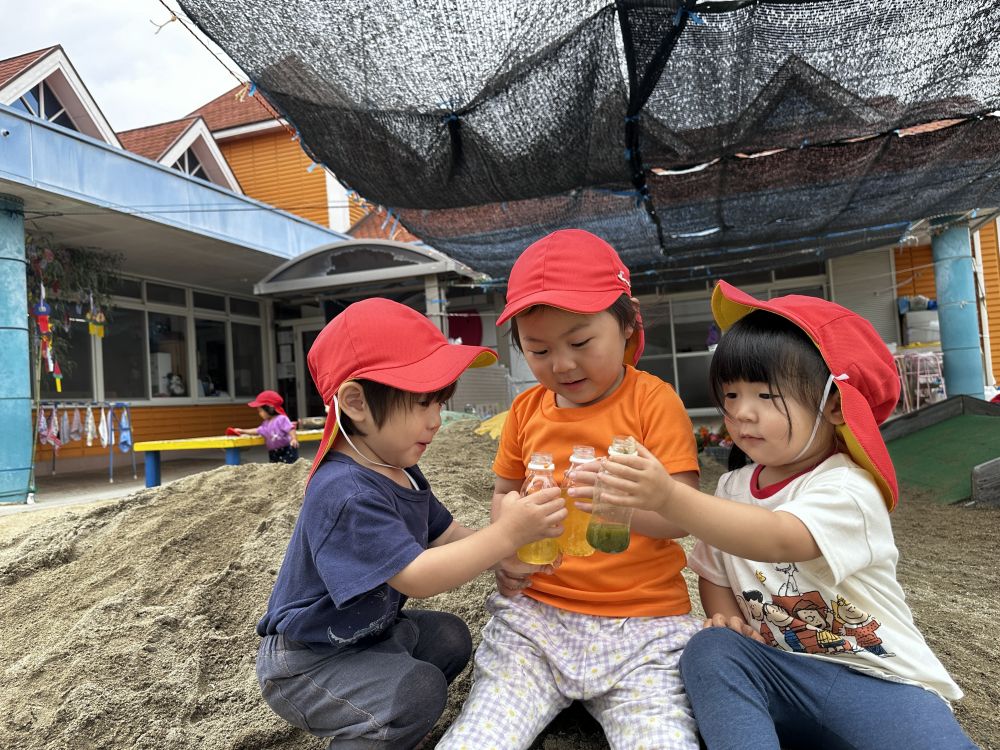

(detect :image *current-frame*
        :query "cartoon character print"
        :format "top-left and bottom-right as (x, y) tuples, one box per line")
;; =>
(774, 562), (800, 596)
(762, 601), (806, 652)
(740, 590), (779, 647)
(831, 595), (893, 657)
(772, 591), (852, 655)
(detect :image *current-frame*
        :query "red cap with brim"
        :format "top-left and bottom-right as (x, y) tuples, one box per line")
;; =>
(306, 298), (497, 484)
(712, 281), (900, 511)
(496, 229), (644, 364)
(248, 389), (286, 416)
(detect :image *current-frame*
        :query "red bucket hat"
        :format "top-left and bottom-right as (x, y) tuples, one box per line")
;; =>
(248, 389), (286, 416)
(496, 229), (644, 365)
(712, 281), (900, 511)
(306, 298), (497, 483)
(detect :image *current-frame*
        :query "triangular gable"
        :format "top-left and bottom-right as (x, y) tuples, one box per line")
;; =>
(117, 116), (242, 193)
(0, 45), (120, 147)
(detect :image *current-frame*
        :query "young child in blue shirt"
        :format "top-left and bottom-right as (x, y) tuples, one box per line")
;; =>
(255, 298), (566, 749)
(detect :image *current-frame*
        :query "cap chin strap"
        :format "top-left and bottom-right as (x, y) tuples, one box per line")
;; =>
(332, 395), (405, 471)
(790, 373), (848, 462)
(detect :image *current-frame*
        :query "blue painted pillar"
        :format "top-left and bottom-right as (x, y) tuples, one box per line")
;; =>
(0, 195), (31, 503)
(931, 225), (985, 399)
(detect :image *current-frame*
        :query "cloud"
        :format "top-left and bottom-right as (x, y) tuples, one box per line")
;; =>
(0, 0), (241, 131)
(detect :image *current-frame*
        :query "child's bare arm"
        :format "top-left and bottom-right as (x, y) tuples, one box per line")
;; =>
(584, 444), (821, 562)
(389, 488), (566, 599)
(233, 427), (259, 435)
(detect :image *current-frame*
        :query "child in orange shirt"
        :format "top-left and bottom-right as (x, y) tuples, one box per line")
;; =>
(439, 230), (702, 750)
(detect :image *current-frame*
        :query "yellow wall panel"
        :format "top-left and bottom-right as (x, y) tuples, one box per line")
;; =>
(894, 244), (937, 299)
(221, 132), (328, 226)
(977, 222), (1000, 380)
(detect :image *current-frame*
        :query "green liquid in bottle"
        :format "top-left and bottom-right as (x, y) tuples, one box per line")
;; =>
(586, 523), (631, 554)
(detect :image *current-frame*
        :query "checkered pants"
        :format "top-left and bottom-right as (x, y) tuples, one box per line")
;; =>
(437, 593), (701, 750)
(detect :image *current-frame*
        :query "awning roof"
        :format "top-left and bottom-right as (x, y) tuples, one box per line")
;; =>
(254, 238), (483, 297)
(1, 105), (348, 295)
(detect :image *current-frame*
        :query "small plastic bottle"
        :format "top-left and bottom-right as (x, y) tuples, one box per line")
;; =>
(558, 445), (597, 557)
(516, 452), (561, 565)
(586, 435), (638, 553)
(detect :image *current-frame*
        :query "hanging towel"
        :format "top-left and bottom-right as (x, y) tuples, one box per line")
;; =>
(118, 409), (132, 453)
(84, 406), (96, 447)
(37, 408), (49, 445)
(48, 406), (62, 449)
(108, 408), (116, 448)
(70, 409), (82, 442)
(98, 406), (109, 448)
(61, 409), (70, 443)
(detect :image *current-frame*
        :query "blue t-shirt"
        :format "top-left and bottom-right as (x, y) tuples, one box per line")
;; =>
(256, 453), (454, 646)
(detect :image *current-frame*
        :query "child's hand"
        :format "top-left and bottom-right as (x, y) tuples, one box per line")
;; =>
(495, 487), (566, 548)
(703, 612), (766, 643)
(290, 436), (299, 448)
(232, 428), (244, 435)
(494, 555), (561, 597)
(572, 443), (675, 516)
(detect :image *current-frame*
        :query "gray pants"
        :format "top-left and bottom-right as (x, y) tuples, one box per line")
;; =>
(257, 609), (472, 749)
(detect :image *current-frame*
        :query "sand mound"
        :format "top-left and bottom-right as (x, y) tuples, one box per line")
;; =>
(0, 421), (996, 749)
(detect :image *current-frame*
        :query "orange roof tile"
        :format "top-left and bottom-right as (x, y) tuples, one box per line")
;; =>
(117, 118), (196, 161)
(348, 207), (419, 243)
(189, 84), (278, 132)
(0, 46), (59, 89)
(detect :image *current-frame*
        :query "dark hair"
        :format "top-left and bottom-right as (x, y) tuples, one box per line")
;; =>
(508, 294), (638, 354)
(709, 310), (831, 469)
(339, 379), (458, 436)
(259, 405), (278, 418)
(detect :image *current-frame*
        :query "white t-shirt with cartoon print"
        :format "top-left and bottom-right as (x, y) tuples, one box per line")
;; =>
(687, 452), (962, 702)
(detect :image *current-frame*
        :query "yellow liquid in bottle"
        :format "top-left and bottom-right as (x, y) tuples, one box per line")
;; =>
(516, 468), (560, 565)
(558, 491), (595, 557)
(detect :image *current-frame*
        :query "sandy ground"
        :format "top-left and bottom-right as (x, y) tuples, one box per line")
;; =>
(0, 420), (995, 749)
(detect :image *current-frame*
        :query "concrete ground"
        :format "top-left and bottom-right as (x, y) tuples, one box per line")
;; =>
(0, 443), (320, 518)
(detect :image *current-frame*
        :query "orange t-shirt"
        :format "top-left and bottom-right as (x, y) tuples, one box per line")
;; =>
(494, 365), (699, 617)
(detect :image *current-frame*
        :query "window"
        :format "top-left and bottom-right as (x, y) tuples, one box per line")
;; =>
(232, 323), (264, 397)
(229, 297), (260, 317)
(146, 283), (186, 306)
(10, 80), (77, 131)
(149, 313), (189, 397)
(195, 319), (228, 397)
(38, 320), (93, 400)
(109, 277), (142, 299)
(193, 291), (226, 311)
(103, 308), (149, 399)
(173, 147), (205, 179)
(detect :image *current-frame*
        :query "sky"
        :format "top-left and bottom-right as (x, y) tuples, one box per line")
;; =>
(0, 0), (244, 132)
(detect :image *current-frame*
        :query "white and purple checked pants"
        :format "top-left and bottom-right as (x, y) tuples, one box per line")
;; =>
(438, 593), (701, 750)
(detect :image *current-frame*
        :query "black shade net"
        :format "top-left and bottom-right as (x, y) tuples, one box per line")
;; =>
(178, 0), (1000, 287)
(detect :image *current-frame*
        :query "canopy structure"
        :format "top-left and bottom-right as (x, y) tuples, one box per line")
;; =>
(178, 0), (1000, 286)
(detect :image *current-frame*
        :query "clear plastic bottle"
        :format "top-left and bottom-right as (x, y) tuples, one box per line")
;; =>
(516, 452), (561, 565)
(558, 445), (597, 557)
(586, 435), (638, 553)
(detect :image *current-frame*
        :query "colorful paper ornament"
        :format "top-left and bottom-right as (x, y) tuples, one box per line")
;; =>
(33, 299), (52, 334)
(52, 361), (63, 393)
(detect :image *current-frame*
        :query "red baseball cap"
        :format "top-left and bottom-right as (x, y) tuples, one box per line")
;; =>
(712, 281), (900, 510)
(248, 389), (286, 416)
(306, 298), (497, 482)
(496, 229), (644, 364)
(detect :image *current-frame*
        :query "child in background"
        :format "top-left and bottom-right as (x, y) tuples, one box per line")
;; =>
(255, 298), (566, 750)
(588, 281), (976, 749)
(234, 390), (299, 463)
(439, 230), (702, 750)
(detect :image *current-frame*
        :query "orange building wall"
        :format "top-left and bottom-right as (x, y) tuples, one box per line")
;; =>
(894, 244), (937, 298)
(32, 403), (254, 462)
(977, 221), (1000, 380)
(220, 131), (329, 226)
